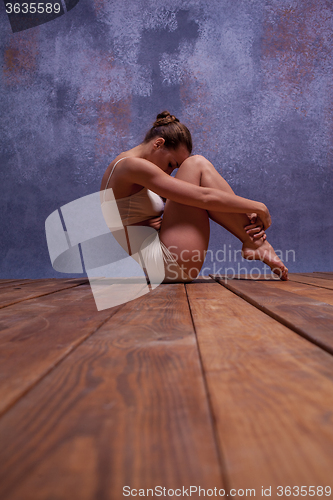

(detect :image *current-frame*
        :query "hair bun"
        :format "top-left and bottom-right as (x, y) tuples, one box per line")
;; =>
(153, 110), (179, 127)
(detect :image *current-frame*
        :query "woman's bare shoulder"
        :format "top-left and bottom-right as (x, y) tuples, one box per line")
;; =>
(100, 153), (133, 190)
(100, 154), (160, 193)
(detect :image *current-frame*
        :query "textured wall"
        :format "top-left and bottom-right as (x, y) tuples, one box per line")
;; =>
(0, 0), (332, 278)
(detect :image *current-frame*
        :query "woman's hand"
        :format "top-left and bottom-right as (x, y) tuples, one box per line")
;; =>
(132, 216), (163, 231)
(244, 213), (267, 241)
(148, 216), (163, 231)
(256, 204), (272, 230)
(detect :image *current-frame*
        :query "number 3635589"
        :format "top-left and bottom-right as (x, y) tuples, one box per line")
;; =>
(5, 3), (61, 14)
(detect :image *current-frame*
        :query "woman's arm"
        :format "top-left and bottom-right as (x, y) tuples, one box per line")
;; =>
(120, 158), (271, 229)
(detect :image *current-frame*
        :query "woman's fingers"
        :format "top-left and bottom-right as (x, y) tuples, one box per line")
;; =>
(244, 222), (260, 231)
(252, 229), (266, 239)
(260, 207), (271, 230)
(244, 220), (267, 241)
(245, 226), (261, 235)
(245, 222), (264, 233)
(246, 227), (266, 239)
(245, 217), (264, 230)
(149, 216), (163, 230)
(246, 212), (258, 223)
(246, 205), (271, 236)
(254, 204), (271, 230)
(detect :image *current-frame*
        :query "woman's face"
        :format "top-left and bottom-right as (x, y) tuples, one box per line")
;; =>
(151, 139), (190, 174)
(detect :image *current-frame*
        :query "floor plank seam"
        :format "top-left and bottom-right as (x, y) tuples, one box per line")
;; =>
(0, 282), (89, 311)
(0, 302), (126, 419)
(298, 273), (333, 280)
(288, 279), (333, 291)
(184, 283), (231, 493)
(212, 277), (333, 357)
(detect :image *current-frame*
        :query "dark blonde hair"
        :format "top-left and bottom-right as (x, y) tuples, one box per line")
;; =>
(144, 111), (192, 154)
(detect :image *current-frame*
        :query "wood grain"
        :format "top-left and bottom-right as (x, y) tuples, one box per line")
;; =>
(0, 284), (223, 500)
(212, 276), (333, 355)
(0, 279), (38, 290)
(0, 279), (35, 289)
(0, 279), (82, 288)
(0, 279), (88, 309)
(256, 280), (333, 306)
(312, 271), (333, 280)
(0, 279), (24, 285)
(214, 273), (333, 287)
(288, 273), (333, 290)
(0, 284), (121, 416)
(216, 274), (275, 281)
(311, 272), (333, 280)
(186, 281), (333, 492)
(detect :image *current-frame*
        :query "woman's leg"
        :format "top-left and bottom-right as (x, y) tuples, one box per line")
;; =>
(160, 155), (288, 280)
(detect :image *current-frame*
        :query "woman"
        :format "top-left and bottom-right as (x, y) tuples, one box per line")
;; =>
(101, 111), (288, 282)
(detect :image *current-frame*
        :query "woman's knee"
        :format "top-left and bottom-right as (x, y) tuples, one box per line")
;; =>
(176, 154), (213, 182)
(181, 154), (211, 169)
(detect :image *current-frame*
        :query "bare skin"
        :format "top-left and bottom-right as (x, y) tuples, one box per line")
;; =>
(101, 138), (288, 281)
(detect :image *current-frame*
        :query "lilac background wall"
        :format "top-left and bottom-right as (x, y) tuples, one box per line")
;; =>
(1, 0), (332, 278)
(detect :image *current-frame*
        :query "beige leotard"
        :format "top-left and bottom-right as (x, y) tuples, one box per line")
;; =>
(102, 156), (192, 283)
(103, 157), (164, 226)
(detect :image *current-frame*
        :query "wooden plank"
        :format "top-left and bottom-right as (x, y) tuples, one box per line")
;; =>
(310, 273), (333, 280)
(0, 280), (32, 290)
(0, 279), (88, 289)
(294, 273), (333, 281)
(0, 284), (223, 499)
(216, 273), (333, 287)
(219, 274), (279, 281)
(0, 278), (88, 291)
(0, 284), (121, 416)
(288, 273), (333, 290)
(212, 276), (333, 355)
(0, 279), (38, 288)
(192, 276), (215, 282)
(0, 279), (23, 284)
(253, 280), (333, 306)
(0, 279), (88, 309)
(186, 281), (333, 491)
(0, 278), (86, 288)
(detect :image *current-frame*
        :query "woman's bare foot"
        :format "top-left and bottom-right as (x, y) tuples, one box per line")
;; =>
(242, 239), (289, 280)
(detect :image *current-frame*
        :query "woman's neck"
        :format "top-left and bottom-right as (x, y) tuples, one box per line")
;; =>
(129, 142), (150, 160)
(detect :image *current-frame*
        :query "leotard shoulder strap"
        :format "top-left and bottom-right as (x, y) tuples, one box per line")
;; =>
(103, 156), (129, 202)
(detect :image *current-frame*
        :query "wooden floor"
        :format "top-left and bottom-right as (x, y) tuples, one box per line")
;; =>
(1, 273), (333, 499)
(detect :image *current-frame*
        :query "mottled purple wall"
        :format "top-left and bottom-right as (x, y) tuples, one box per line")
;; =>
(0, 0), (332, 277)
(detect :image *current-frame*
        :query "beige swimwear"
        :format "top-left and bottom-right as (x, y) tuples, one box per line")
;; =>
(102, 157), (192, 283)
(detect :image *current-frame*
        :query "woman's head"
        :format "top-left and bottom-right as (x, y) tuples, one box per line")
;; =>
(144, 111), (192, 155)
